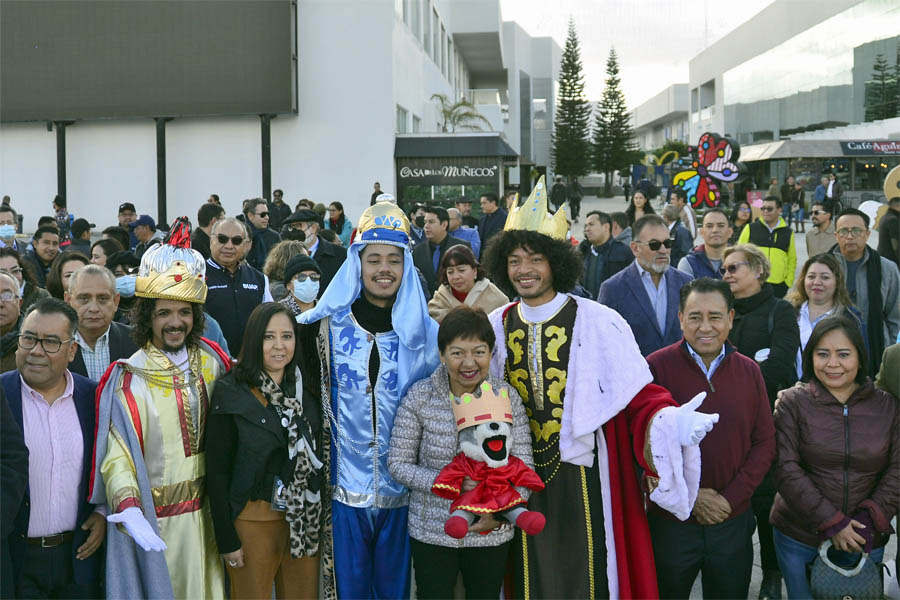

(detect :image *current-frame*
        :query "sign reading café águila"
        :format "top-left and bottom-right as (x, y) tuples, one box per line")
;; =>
(840, 141), (900, 156)
(396, 156), (500, 185)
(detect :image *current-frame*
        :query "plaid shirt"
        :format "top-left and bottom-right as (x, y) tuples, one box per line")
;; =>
(74, 327), (111, 381)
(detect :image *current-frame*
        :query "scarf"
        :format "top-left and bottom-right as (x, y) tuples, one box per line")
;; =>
(863, 248), (885, 376)
(256, 369), (324, 558)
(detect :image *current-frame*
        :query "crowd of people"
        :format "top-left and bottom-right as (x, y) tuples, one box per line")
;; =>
(0, 175), (897, 600)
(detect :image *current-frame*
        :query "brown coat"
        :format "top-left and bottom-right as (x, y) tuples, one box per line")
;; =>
(427, 278), (509, 323)
(770, 379), (899, 547)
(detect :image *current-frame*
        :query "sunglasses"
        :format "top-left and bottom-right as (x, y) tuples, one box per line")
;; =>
(255, 212), (269, 218)
(635, 238), (673, 251)
(719, 261), (749, 275)
(760, 206), (778, 212)
(295, 273), (321, 282)
(216, 234), (245, 246)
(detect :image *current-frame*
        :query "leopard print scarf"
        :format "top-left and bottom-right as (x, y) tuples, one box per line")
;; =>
(257, 369), (324, 558)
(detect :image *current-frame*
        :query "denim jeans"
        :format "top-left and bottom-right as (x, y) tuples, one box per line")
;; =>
(773, 527), (885, 599)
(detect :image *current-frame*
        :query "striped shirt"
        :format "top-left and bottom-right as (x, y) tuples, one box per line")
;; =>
(75, 327), (111, 381)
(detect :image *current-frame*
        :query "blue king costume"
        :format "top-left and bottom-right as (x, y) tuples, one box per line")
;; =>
(298, 199), (440, 598)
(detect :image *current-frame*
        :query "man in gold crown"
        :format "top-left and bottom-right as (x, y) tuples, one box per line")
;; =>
(482, 177), (718, 599)
(89, 217), (232, 599)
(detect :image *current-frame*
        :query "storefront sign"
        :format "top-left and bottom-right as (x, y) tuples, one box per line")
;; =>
(840, 141), (900, 156)
(396, 156), (500, 185)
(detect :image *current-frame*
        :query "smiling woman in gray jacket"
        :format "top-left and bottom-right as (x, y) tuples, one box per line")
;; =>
(388, 306), (533, 600)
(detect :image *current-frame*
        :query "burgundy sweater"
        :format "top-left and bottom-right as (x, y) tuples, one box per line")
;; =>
(647, 340), (776, 523)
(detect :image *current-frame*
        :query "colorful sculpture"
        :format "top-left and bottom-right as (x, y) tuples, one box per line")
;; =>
(672, 133), (743, 208)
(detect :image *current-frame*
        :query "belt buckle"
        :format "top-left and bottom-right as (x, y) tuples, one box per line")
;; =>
(41, 534), (60, 548)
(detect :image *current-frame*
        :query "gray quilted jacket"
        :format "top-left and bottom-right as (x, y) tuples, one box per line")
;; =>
(388, 364), (533, 548)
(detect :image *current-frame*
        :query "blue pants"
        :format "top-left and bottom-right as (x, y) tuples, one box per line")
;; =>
(773, 527), (885, 599)
(332, 501), (411, 599)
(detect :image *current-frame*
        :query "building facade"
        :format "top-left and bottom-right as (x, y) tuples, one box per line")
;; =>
(0, 0), (559, 232)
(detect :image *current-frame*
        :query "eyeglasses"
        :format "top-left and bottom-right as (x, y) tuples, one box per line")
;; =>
(719, 262), (749, 276)
(17, 334), (73, 354)
(0, 291), (19, 303)
(255, 212), (269, 219)
(810, 210), (827, 216)
(216, 234), (245, 246)
(836, 227), (866, 238)
(294, 273), (321, 282)
(634, 238), (673, 251)
(738, 207), (751, 212)
(760, 206), (778, 212)
(1, 266), (22, 276)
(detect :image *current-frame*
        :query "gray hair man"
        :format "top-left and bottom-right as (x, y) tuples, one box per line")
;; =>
(65, 265), (137, 380)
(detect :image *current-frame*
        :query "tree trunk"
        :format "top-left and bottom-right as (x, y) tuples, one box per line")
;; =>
(604, 171), (613, 196)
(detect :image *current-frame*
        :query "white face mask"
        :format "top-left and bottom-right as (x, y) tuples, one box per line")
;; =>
(292, 277), (319, 303)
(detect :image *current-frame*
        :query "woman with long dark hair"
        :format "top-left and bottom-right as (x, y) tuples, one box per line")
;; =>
(729, 200), (752, 245)
(324, 202), (352, 247)
(90, 238), (124, 268)
(207, 302), (327, 600)
(625, 190), (656, 226)
(771, 317), (897, 599)
(45, 251), (89, 299)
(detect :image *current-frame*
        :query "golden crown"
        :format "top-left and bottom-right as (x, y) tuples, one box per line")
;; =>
(452, 381), (513, 432)
(355, 196), (411, 245)
(503, 176), (568, 240)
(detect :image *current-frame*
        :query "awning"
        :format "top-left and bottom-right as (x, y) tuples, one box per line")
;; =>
(394, 132), (518, 160)
(738, 139), (894, 162)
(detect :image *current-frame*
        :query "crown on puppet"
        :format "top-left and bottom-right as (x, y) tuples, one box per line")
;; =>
(354, 195), (411, 246)
(452, 381), (513, 432)
(135, 216), (207, 303)
(503, 176), (568, 240)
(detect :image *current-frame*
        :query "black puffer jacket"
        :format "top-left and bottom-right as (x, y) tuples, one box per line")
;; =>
(730, 284), (801, 406)
(206, 370), (322, 553)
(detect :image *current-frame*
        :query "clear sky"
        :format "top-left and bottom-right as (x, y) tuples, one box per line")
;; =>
(499, 0), (776, 109)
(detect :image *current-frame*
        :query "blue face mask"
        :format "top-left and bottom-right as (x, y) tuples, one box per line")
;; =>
(0, 224), (16, 239)
(292, 277), (319, 303)
(116, 275), (136, 297)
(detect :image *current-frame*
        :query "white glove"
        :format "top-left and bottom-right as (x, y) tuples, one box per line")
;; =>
(675, 392), (719, 446)
(107, 507), (167, 552)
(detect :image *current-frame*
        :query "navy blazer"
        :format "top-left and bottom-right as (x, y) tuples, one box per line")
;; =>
(598, 262), (693, 357)
(1, 370), (102, 586)
(69, 321), (138, 380)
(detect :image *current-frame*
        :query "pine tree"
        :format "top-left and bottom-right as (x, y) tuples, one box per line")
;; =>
(550, 19), (591, 179)
(864, 53), (898, 121)
(592, 48), (636, 196)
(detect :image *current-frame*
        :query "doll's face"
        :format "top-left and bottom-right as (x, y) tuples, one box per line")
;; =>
(458, 421), (511, 469)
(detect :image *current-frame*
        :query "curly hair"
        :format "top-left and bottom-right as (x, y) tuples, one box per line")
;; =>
(481, 230), (583, 298)
(130, 297), (207, 350)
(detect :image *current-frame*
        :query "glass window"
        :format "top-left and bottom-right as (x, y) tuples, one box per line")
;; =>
(722, 0), (900, 138)
(441, 25), (447, 78)
(412, 115), (422, 133)
(396, 105), (408, 133)
(432, 10), (440, 68)
(423, 0), (431, 58)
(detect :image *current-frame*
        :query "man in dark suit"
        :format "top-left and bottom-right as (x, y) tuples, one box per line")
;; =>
(478, 193), (508, 247)
(411, 206), (470, 294)
(2, 298), (104, 598)
(598, 215), (693, 357)
(282, 209), (347, 297)
(1, 387), (28, 600)
(579, 210), (633, 299)
(663, 204), (694, 268)
(243, 198), (282, 271)
(65, 265), (138, 380)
